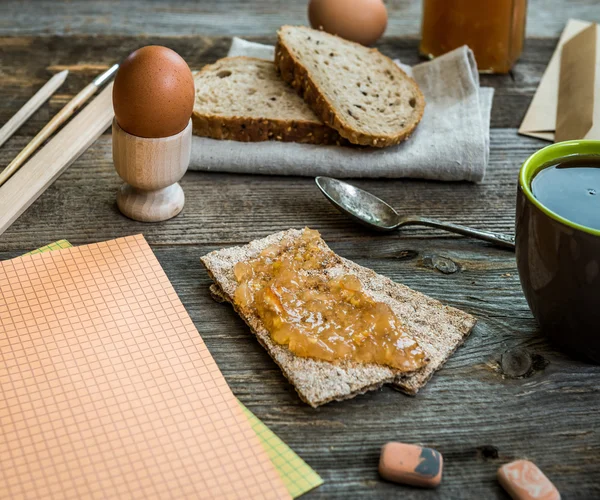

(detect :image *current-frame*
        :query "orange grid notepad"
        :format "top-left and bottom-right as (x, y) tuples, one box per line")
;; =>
(0, 234), (290, 499)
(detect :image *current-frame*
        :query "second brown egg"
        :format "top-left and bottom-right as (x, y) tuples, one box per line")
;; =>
(308, 0), (388, 46)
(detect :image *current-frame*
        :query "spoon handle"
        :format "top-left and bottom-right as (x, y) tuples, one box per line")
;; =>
(401, 217), (516, 249)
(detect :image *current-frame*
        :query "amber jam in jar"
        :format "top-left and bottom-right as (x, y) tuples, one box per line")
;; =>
(233, 229), (426, 371)
(420, 0), (527, 73)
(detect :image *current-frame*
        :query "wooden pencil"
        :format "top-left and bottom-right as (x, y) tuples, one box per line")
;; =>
(0, 64), (118, 188)
(0, 83), (115, 236)
(0, 70), (68, 149)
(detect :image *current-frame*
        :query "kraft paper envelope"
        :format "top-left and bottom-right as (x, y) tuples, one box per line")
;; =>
(556, 23), (600, 142)
(519, 19), (598, 142)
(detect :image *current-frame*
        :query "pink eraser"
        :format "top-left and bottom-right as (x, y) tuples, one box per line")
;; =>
(378, 442), (443, 488)
(498, 460), (560, 500)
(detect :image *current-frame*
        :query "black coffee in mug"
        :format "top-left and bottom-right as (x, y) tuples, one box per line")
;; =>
(517, 143), (600, 364)
(531, 157), (600, 230)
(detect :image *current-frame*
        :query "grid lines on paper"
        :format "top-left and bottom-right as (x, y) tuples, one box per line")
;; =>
(240, 402), (324, 498)
(23, 240), (72, 256)
(24, 240), (322, 498)
(0, 234), (289, 499)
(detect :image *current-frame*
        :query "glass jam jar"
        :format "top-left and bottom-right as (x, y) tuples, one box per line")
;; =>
(420, 0), (527, 73)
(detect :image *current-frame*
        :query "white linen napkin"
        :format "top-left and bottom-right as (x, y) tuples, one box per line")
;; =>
(189, 38), (494, 182)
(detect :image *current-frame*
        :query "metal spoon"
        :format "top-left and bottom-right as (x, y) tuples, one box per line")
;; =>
(315, 176), (515, 249)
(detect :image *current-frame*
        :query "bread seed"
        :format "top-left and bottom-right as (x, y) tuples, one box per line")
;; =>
(193, 55), (339, 146)
(274, 26), (425, 147)
(201, 228), (475, 407)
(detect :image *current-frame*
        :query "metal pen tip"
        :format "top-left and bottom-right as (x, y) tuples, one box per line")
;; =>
(93, 63), (119, 87)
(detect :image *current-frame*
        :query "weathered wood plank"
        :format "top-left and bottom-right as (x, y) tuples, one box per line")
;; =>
(0, 0), (597, 38)
(0, 128), (543, 251)
(1, 21), (599, 499)
(0, 35), (558, 133)
(1, 241), (597, 498)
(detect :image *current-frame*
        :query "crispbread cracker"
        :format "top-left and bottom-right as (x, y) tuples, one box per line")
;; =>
(201, 229), (476, 406)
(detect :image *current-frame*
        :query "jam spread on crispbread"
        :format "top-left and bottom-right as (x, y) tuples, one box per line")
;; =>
(233, 229), (426, 371)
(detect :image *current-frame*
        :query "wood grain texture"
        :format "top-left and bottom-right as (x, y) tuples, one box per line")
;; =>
(0, 79), (101, 187)
(0, 36), (560, 136)
(0, 127), (541, 250)
(0, 0), (598, 38)
(1, 239), (597, 499)
(113, 119), (191, 222)
(0, 84), (114, 237)
(0, 17), (599, 500)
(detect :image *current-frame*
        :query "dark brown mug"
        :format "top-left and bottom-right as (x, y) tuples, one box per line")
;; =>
(516, 140), (600, 363)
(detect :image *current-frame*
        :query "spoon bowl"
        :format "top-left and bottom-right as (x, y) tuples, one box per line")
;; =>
(315, 176), (516, 249)
(315, 176), (400, 231)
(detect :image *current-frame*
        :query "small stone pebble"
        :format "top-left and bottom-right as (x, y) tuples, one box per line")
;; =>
(378, 442), (443, 488)
(498, 460), (560, 500)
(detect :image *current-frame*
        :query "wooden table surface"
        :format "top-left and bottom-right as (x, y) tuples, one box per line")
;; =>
(1, 2), (599, 498)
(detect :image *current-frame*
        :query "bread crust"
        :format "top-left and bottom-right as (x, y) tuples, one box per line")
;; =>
(275, 26), (426, 148)
(192, 56), (341, 145)
(192, 113), (341, 144)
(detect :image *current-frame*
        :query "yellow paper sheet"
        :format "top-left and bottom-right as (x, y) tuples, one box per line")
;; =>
(20, 240), (323, 498)
(239, 402), (324, 497)
(23, 239), (72, 255)
(2, 235), (289, 499)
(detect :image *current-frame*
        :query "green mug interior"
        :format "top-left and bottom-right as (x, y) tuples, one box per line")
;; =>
(519, 140), (600, 237)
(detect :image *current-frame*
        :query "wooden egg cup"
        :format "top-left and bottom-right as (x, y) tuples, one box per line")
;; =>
(112, 118), (191, 222)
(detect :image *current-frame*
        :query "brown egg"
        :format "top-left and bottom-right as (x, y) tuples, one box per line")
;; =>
(308, 0), (388, 46)
(113, 46), (195, 138)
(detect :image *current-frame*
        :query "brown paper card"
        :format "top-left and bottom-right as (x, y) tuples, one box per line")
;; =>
(556, 23), (600, 142)
(0, 235), (290, 499)
(519, 19), (595, 141)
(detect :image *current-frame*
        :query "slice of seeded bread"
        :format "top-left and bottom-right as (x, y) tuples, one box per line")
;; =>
(192, 56), (341, 144)
(275, 26), (425, 147)
(201, 229), (476, 407)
